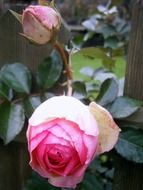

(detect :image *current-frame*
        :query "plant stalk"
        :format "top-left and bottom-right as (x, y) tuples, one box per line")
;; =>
(54, 41), (73, 96)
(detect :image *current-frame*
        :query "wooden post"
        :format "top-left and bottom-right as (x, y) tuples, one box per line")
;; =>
(113, 1), (143, 189)
(0, 141), (30, 190)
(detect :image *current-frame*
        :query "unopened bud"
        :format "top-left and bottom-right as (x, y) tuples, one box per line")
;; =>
(22, 5), (61, 44)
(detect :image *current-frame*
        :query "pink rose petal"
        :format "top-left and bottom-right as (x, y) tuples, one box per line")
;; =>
(48, 173), (84, 188)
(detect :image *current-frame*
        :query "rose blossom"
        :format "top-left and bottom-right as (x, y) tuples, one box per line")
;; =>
(27, 96), (120, 188)
(22, 5), (61, 44)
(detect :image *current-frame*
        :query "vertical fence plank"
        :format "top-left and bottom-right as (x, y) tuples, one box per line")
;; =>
(113, 1), (143, 189)
(124, 0), (143, 100)
(0, 9), (32, 190)
(0, 141), (30, 190)
(113, 156), (143, 190)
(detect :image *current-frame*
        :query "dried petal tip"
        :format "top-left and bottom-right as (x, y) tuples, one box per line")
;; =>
(89, 102), (121, 154)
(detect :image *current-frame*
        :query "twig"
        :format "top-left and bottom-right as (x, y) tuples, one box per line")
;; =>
(54, 41), (73, 96)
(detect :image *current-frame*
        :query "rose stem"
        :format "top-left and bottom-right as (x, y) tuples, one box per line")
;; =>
(54, 41), (73, 96)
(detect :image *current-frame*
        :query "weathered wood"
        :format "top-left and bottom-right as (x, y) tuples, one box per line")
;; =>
(0, 140), (30, 190)
(124, 1), (143, 100)
(113, 156), (143, 190)
(0, 9), (33, 190)
(113, 1), (143, 190)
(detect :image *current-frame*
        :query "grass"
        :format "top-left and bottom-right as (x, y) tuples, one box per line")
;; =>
(71, 53), (126, 80)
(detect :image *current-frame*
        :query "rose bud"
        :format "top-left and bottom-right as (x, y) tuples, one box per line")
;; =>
(22, 5), (61, 44)
(27, 96), (120, 188)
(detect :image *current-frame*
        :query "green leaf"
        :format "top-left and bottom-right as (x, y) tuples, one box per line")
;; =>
(0, 80), (13, 100)
(80, 66), (95, 77)
(74, 47), (115, 70)
(82, 17), (98, 31)
(41, 92), (55, 102)
(89, 157), (107, 173)
(80, 172), (103, 190)
(96, 24), (116, 39)
(72, 81), (87, 99)
(104, 36), (119, 49)
(23, 96), (42, 118)
(111, 48), (124, 57)
(25, 172), (59, 190)
(115, 128), (143, 163)
(109, 96), (142, 119)
(96, 78), (118, 106)
(1, 63), (32, 94)
(37, 50), (63, 89)
(20, 33), (41, 45)
(0, 102), (25, 144)
(94, 70), (116, 84)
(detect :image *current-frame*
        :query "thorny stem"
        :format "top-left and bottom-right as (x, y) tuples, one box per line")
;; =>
(54, 41), (73, 96)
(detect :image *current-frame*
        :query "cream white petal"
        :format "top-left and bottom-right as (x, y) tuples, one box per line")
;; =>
(89, 102), (121, 153)
(29, 96), (99, 137)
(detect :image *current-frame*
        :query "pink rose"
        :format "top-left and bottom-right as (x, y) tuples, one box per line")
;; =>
(27, 96), (120, 188)
(22, 5), (61, 44)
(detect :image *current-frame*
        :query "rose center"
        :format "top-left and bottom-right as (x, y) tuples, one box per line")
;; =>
(48, 149), (63, 165)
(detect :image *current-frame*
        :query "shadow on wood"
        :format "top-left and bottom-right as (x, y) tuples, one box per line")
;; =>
(113, 155), (143, 190)
(0, 141), (30, 190)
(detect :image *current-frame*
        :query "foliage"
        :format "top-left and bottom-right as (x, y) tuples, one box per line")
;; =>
(78, 0), (130, 50)
(115, 128), (143, 163)
(1, 63), (32, 94)
(0, 50), (63, 144)
(0, 101), (25, 144)
(70, 44), (143, 189)
(1, 0), (143, 190)
(2, 43), (142, 190)
(25, 172), (60, 190)
(37, 50), (63, 89)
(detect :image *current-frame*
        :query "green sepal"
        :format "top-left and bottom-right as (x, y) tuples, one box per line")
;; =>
(20, 33), (43, 45)
(50, 0), (56, 8)
(38, 0), (49, 6)
(10, 10), (22, 23)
